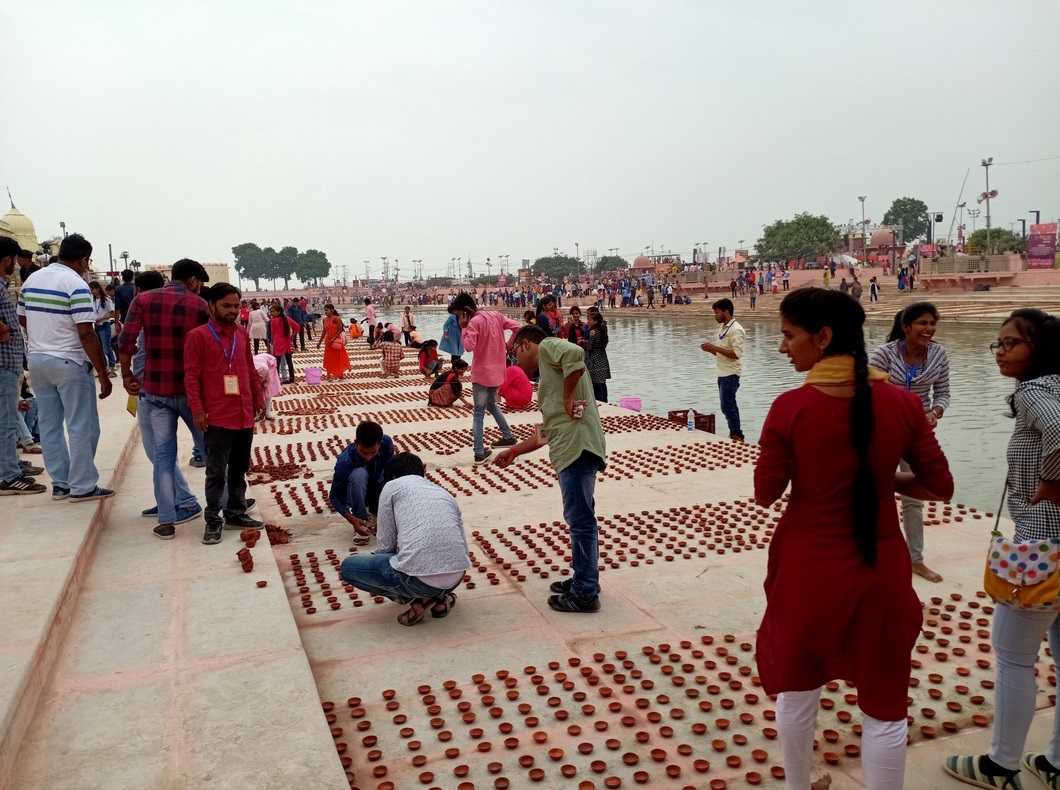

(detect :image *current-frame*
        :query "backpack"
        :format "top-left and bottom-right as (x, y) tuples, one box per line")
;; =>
(428, 372), (459, 407)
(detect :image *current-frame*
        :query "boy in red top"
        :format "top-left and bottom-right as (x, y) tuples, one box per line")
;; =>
(184, 283), (265, 545)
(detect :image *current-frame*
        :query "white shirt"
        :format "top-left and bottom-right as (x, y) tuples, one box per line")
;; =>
(94, 297), (114, 323)
(714, 319), (746, 378)
(17, 263), (94, 364)
(374, 476), (471, 585)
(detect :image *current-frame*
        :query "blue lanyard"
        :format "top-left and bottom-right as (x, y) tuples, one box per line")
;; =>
(719, 320), (736, 340)
(900, 341), (920, 389)
(208, 324), (238, 371)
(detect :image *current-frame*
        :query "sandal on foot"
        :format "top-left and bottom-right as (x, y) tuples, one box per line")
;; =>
(1022, 753), (1060, 789)
(398, 599), (432, 627)
(943, 755), (1023, 789)
(352, 535), (370, 546)
(431, 592), (457, 618)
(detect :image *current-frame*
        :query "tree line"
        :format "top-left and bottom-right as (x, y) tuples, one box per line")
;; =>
(231, 243), (332, 290)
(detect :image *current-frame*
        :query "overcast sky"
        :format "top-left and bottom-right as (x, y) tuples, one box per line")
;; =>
(3, 0), (1058, 281)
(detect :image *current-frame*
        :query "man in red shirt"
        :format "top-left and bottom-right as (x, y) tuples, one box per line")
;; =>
(184, 283), (265, 544)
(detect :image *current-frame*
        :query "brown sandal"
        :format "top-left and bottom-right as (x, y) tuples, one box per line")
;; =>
(398, 598), (432, 626)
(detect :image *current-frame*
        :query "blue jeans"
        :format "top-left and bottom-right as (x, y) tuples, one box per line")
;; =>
(557, 450), (603, 601)
(718, 374), (742, 437)
(138, 394), (197, 513)
(142, 393), (203, 525)
(0, 369), (21, 482)
(28, 353), (101, 495)
(987, 604), (1060, 770)
(19, 396), (38, 444)
(339, 552), (451, 605)
(343, 467), (381, 521)
(95, 323), (115, 368)
(472, 383), (513, 456)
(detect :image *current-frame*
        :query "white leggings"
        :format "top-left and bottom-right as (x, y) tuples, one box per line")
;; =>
(777, 688), (907, 789)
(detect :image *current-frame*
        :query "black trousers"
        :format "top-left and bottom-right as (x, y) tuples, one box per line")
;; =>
(204, 426), (252, 526)
(403, 330), (412, 346)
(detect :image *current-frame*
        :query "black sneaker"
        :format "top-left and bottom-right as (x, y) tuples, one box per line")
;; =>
(142, 506), (158, 518)
(153, 524), (176, 540)
(69, 486), (115, 503)
(18, 460), (44, 476)
(246, 498), (256, 510)
(0, 476), (47, 495)
(224, 513), (264, 530)
(202, 523), (223, 544)
(547, 592), (601, 613)
(189, 456), (207, 469)
(549, 578), (573, 594)
(492, 436), (518, 448)
(52, 485), (70, 501)
(473, 450), (492, 465)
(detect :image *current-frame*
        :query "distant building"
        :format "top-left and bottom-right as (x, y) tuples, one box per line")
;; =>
(0, 201), (41, 287)
(145, 262), (232, 285)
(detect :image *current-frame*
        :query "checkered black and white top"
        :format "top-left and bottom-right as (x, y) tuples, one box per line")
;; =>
(1008, 374), (1060, 541)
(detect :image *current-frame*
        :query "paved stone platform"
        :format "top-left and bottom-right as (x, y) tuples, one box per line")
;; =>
(4, 342), (1056, 790)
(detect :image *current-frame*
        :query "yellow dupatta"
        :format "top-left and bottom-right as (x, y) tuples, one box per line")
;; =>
(803, 355), (890, 386)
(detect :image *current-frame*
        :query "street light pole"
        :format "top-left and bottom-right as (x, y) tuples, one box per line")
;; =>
(968, 208), (980, 232)
(1017, 219), (1027, 238)
(982, 157), (993, 252)
(858, 196), (867, 263)
(59, 221), (67, 239)
(1029, 210), (1041, 226)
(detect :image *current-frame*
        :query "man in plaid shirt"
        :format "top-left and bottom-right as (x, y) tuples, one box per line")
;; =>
(379, 330), (404, 377)
(118, 259), (211, 540)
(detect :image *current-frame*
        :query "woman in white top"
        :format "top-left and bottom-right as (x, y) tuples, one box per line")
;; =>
(89, 281), (117, 376)
(247, 299), (269, 354)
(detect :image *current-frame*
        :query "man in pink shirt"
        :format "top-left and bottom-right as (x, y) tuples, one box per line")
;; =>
(449, 293), (521, 464)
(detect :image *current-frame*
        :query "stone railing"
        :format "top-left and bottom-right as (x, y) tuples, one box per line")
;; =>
(921, 255), (1014, 275)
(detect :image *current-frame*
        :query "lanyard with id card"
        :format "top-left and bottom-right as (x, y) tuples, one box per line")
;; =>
(208, 324), (241, 396)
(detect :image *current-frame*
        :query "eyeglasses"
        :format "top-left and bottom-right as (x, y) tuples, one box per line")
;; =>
(990, 338), (1029, 353)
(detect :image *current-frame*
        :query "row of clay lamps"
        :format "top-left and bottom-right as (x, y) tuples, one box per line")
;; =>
(330, 629), (1022, 785)
(254, 434), (347, 468)
(273, 480), (332, 517)
(290, 550), (388, 613)
(247, 460), (306, 484)
(257, 413), (360, 436)
(331, 644), (794, 790)
(468, 503), (781, 575)
(393, 415), (676, 458)
(393, 424), (539, 457)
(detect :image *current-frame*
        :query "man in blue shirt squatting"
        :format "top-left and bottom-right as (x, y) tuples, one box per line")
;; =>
(330, 420), (394, 545)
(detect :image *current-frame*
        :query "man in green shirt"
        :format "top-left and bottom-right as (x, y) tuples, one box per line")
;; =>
(495, 325), (607, 613)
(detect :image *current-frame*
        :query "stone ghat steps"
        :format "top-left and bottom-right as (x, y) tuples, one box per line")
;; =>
(0, 395), (141, 790)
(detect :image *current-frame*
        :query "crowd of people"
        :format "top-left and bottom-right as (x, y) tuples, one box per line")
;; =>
(4, 236), (1060, 789)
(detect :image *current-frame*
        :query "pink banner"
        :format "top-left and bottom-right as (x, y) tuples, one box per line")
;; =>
(1028, 223), (1058, 270)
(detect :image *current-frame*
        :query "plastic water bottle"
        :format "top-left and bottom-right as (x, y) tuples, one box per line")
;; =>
(687, 410), (695, 431)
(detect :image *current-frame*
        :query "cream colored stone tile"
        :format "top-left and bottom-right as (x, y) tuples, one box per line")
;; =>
(184, 572), (299, 662)
(56, 583), (169, 676)
(0, 558), (69, 645)
(10, 683), (167, 790)
(182, 654), (348, 790)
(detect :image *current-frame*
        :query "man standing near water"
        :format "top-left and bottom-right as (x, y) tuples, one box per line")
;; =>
(700, 298), (746, 442)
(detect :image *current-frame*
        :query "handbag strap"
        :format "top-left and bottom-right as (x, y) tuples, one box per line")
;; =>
(991, 481), (1008, 537)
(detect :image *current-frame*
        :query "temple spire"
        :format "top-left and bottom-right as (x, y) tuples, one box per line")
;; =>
(6, 187), (13, 209)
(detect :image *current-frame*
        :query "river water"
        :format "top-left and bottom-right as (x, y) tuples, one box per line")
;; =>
(341, 307), (1012, 512)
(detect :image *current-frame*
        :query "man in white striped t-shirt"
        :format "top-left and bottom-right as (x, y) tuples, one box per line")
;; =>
(17, 234), (114, 502)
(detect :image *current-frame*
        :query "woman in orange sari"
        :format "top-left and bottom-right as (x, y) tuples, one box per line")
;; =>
(317, 303), (352, 380)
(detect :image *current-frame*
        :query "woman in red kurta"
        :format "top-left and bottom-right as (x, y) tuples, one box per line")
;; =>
(754, 288), (953, 790)
(317, 304), (351, 380)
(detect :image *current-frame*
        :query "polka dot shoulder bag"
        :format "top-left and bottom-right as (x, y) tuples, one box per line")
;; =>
(984, 484), (1060, 611)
